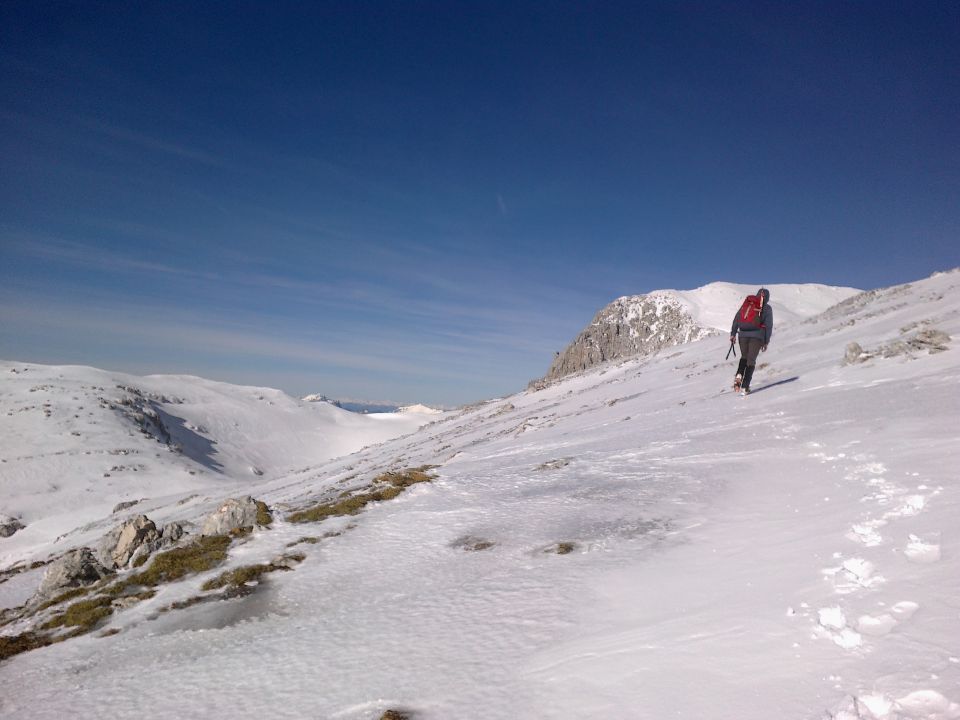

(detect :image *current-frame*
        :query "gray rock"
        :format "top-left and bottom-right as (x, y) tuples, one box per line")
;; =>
(538, 293), (718, 384)
(0, 514), (24, 538)
(161, 522), (185, 543)
(36, 548), (112, 601)
(97, 515), (160, 569)
(201, 496), (261, 536)
(111, 499), (142, 514)
(843, 342), (866, 365)
(910, 329), (950, 353)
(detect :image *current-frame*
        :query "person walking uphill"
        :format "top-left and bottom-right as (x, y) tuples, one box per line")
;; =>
(730, 288), (773, 395)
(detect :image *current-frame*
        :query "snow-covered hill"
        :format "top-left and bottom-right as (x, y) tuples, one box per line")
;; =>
(1, 270), (958, 720)
(0, 367), (432, 559)
(544, 281), (860, 382)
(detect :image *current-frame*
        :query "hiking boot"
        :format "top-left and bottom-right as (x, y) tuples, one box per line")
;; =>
(733, 374), (743, 391)
(741, 386), (751, 396)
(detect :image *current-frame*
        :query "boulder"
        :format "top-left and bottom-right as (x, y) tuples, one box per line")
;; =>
(201, 496), (264, 536)
(111, 499), (142, 514)
(36, 548), (112, 601)
(161, 522), (185, 543)
(0, 514), (24, 538)
(843, 342), (866, 365)
(97, 515), (160, 569)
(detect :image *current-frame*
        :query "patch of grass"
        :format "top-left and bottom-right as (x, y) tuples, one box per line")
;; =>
(380, 710), (412, 720)
(201, 554), (304, 591)
(373, 466), (436, 488)
(35, 586), (91, 613)
(42, 596), (114, 631)
(166, 595), (209, 611)
(99, 628), (122, 638)
(202, 563), (283, 591)
(255, 500), (273, 526)
(452, 536), (496, 552)
(128, 534), (232, 587)
(286, 536), (320, 547)
(288, 467), (435, 524)
(287, 489), (391, 523)
(545, 542), (577, 555)
(0, 632), (56, 662)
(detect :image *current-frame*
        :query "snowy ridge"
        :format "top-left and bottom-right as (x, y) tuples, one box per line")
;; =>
(1, 270), (958, 720)
(649, 281), (862, 331)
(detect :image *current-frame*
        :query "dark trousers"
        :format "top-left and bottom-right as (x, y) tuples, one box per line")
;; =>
(735, 337), (764, 388)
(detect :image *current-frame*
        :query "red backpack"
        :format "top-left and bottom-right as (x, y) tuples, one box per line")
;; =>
(738, 294), (766, 330)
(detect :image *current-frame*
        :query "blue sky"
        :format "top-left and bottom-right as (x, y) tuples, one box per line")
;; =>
(1, 1), (958, 405)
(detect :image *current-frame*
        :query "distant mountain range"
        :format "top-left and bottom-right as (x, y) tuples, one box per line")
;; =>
(302, 395), (445, 415)
(302, 395), (400, 414)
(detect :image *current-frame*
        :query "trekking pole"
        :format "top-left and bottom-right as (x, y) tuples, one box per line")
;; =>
(725, 340), (736, 360)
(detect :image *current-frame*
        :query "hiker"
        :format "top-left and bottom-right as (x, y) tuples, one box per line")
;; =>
(730, 288), (773, 395)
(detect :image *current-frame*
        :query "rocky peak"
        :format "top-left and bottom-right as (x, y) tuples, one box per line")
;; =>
(540, 292), (718, 383)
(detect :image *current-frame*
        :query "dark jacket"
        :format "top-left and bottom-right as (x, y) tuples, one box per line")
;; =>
(731, 288), (773, 346)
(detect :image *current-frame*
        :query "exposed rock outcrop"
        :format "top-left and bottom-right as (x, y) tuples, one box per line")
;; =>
(112, 499), (143, 514)
(100, 515), (160, 569)
(0, 514), (24, 538)
(97, 516), (186, 570)
(35, 548), (113, 601)
(539, 293), (718, 383)
(843, 329), (950, 365)
(201, 497), (270, 536)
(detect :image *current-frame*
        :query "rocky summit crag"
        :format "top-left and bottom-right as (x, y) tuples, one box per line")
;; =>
(541, 293), (718, 383)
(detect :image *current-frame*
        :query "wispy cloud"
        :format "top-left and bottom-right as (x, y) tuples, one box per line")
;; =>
(0, 294), (513, 387)
(2, 233), (220, 281)
(81, 118), (233, 169)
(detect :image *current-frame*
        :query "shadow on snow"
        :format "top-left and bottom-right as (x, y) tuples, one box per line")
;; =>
(750, 376), (800, 394)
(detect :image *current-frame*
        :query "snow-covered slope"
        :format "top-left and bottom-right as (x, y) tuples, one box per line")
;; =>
(0, 366), (431, 559)
(1, 270), (958, 720)
(544, 281), (860, 382)
(655, 280), (862, 330)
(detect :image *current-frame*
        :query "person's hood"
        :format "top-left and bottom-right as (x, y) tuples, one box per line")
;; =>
(758, 288), (770, 304)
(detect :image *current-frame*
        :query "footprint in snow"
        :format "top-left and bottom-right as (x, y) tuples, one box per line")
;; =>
(831, 689), (960, 720)
(822, 557), (885, 594)
(847, 520), (885, 547)
(815, 606), (862, 649)
(904, 534), (942, 564)
(856, 601), (919, 637)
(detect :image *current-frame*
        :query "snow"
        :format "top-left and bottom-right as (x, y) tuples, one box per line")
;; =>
(0, 367), (432, 562)
(1, 269), (958, 719)
(396, 403), (444, 415)
(647, 281), (862, 331)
